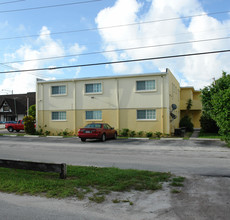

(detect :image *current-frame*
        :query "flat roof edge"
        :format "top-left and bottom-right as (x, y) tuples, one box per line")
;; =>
(36, 71), (168, 84)
(180, 86), (201, 92)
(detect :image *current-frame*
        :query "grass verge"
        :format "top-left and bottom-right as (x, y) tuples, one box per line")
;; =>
(0, 165), (177, 203)
(198, 131), (221, 139)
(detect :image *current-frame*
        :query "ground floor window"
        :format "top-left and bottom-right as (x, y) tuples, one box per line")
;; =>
(86, 110), (102, 120)
(52, 111), (66, 120)
(137, 109), (156, 120)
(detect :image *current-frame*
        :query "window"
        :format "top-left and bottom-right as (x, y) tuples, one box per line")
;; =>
(136, 80), (155, 91)
(51, 85), (66, 95)
(85, 83), (102, 93)
(85, 123), (102, 128)
(137, 110), (156, 120)
(86, 110), (102, 120)
(103, 124), (112, 129)
(52, 112), (66, 120)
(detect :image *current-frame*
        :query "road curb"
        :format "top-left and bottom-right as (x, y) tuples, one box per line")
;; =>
(128, 138), (149, 140)
(46, 136), (64, 139)
(189, 138), (222, 141)
(24, 135), (40, 138)
(3, 135), (17, 137)
(160, 138), (184, 140)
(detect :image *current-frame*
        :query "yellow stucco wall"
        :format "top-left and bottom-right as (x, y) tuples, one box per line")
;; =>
(38, 108), (170, 135)
(168, 70), (180, 133)
(180, 87), (202, 128)
(76, 109), (118, 131)
(180, 110), (202, 128)
(37, 110), (76, 135)
(119, 108), (169, 133)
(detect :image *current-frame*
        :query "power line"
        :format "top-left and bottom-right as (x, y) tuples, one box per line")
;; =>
(0, 0), (25, 5)
(0, 64), (43, 80)
(1, 36), (230, 65)
(0, 9), (229, 41)
(0, 60), (43, 78)
(2, 25), (230, 56)
(0, 49), (230, 74)
(0, 63), (18, 70)
(0, 0), (102, 13)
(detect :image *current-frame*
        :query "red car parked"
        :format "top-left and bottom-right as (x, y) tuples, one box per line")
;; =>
(78, 123), (117, 142)
(5, 120), (24, 132)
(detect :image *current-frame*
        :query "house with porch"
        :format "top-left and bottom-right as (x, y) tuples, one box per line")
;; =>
(0, 92), (35, 122)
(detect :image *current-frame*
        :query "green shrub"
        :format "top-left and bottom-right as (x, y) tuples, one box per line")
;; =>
(146, 132), (153, 137)
(200, 113), (219, 133)
(129, 130), (136, 137)
(154, 131), (162, 138)
(36, 127), (43, 135)
(28, 104), (36, 119)
(62, 129), (69, 136)
(120, 128), (129, 137)
(179, 116), (194, 132)
(162, 133), (170, 138)
(44, 130), (51, 136)
(23, 116), (36, 135)
(137, 131), (143, 137)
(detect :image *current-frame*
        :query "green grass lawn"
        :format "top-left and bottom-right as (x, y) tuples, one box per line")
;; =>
(198, 131), (221, 139)
(0, 165), (183, 203)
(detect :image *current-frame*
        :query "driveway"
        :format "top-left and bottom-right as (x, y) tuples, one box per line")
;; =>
(0, 136), (229, 219)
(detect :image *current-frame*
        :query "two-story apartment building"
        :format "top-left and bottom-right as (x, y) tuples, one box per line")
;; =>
(36, 69), (181, 135)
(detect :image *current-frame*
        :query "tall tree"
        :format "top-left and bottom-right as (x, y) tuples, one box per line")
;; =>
(201, 72), (230, 144)
(28, 104), (36, 119)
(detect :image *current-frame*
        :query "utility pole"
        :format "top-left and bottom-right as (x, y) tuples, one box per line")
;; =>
(1, 89), (13, 94)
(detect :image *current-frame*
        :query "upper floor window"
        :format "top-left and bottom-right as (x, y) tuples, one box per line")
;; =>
(85, 83), (102, 94)
(136, 80), (155, 91)
(2, 102), (10, 112)
(137, 109), (156, 120)
(52, 111), (66, 121)
(51, 85), (66, 95)
(86, 110), (102, 120)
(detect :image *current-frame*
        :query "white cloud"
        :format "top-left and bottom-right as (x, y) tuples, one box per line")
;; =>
(0, 26), (86, 94)
(74, 67), (81, 77)
(96, 0), (230, 89)
(69, 43), (86, 54)
(68, 43), (86, 63)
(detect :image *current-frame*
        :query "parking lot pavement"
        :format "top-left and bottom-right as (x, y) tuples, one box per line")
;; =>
(0, 127), (25, 134)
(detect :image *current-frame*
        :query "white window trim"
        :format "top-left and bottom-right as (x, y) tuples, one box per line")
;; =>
(136, 80), (157, 93)
(86, 119), (103, 121)
(85, 110), (102, 120)
(84, 82), (103, 95)
(136, 109), (157, 121)
(50, 85), (67, 96)
(136, 119), (157, 121)
(51, 111), (67, 121)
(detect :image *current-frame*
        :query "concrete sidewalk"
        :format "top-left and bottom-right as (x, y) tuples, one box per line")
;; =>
(190, 129), (200, 138)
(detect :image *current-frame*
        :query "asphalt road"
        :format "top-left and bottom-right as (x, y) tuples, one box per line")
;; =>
(0, 135), (229, 176)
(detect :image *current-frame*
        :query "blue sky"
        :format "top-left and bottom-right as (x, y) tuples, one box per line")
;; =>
(0, 0), (230, 94)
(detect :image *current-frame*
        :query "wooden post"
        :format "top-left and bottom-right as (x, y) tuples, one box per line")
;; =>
(60, 163), (67, 179)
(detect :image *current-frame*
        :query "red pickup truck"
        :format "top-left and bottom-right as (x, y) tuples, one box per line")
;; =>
(5, 120), (24, 132)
